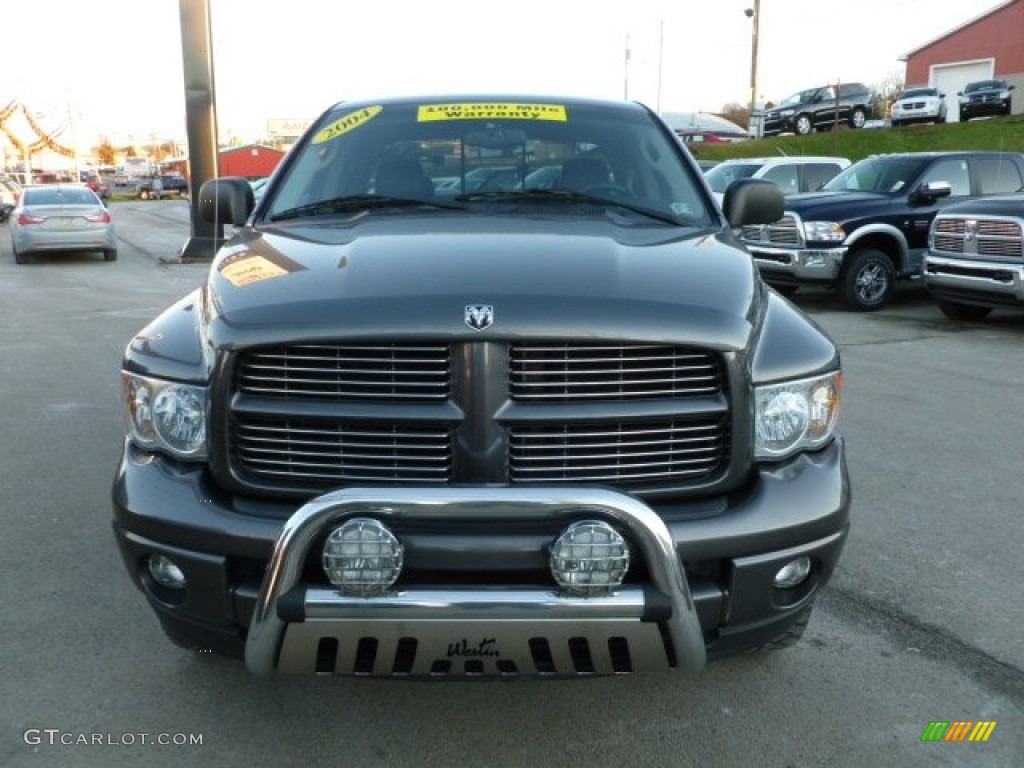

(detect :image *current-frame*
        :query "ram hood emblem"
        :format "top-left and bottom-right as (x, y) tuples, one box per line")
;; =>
(465, 304), (494, 331)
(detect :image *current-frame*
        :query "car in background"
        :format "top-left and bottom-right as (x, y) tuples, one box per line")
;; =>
(11, 184), (117, 264)
(703, 156), (850, 205)
(762, 83), (874, 136)
(81, 173), (112, 199)
(0, 176), (23, 209)
(135, 174), (188, 200)
(890, 87), (947, 126)
(675, 130), (729, 144)
(696, 159), (719, 173)
(958, 79), (1015, 120)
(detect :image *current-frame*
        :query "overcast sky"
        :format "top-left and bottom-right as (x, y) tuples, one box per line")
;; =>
(1, 0), (1008, 150)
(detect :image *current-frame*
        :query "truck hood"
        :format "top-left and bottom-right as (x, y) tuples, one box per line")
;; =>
(784, 190), (894, 220)
(204, 215), (761, 352)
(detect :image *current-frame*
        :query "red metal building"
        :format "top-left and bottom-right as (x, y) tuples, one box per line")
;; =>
(218, 144), (285, 179)
(900, 0), (1023, 122)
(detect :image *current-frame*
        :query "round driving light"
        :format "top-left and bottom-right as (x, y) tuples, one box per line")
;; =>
(773, 556), (812, 588)
(550, 520), (629, 596)
(322, 518), (403, 596)
(148, 554), (187, 588)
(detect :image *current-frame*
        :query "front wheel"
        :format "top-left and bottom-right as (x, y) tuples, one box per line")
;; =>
(139, 190), (149, 200)
(938, 300), (992, 322)
(839, 249), (895, 311)
(103, 249), (118, 262)
(794, 114), (813, 135)
(849, 107), (867, 129)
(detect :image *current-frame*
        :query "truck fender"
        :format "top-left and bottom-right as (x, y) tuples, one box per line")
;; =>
(843, 224), (911, 273)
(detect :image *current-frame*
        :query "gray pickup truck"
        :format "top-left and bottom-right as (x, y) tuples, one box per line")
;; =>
(112, 95), (850, 678)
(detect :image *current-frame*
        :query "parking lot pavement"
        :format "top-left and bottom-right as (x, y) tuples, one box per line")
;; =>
(1, 207), (1021, 767)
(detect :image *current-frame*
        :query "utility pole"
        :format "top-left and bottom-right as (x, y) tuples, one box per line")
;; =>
(656, 20), (664, 113)
(623, 33), (631, 100)
(746, 1), (761, 124)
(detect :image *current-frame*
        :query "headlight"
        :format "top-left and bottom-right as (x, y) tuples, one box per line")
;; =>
(999, 90), (1011, 99)
(755, 372), (842, 460)
(802, 221), (845, 242)
(122, 372), (208, 459)
(779, 109), (795, 117)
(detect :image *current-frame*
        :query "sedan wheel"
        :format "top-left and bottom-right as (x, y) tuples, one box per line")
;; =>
(850, 108), (866, 129)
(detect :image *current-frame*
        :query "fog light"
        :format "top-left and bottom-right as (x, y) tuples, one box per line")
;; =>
(322, 518), (403, 596)
(148, 554), (187, 588)
(550, 520), (629, 596)
(773, 556), (812, 588)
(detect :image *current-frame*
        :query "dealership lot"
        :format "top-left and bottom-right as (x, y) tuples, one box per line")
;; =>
(0, 201), (1021, 767)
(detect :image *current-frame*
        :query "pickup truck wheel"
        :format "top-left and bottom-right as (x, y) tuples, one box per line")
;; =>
(758, 604), (814, 651)
(849, 107), (867, 129)
(794, 114), (813, 135)
(937, 300), (992, 322)
(139, 190), (149, 200)
(839, 248), (894, 311)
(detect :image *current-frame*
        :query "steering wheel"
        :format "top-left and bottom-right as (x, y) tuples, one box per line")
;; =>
(580, 184), (637, 203)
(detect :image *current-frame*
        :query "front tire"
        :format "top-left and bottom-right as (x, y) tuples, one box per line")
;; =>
(849, 107), (867, 129)
(794, 114), (814, 135)
(103, 249), (118, 262)
(139, 190), (149, 200)
(839, 249), (895, 311)
(938, 300), (992, 322)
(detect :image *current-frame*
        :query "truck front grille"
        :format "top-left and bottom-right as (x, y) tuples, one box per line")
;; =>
(510, 343), (721, 401)
(234, 418), (453, 483)
(509, 419), (727, 485)
(225, 341), (733, 496)
(237, 343), (451, 401)
(741, 215), (800, 246)
(932, 217), (1023, 259)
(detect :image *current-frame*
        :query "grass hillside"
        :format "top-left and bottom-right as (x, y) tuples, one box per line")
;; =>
(689, 115), (1024, 164)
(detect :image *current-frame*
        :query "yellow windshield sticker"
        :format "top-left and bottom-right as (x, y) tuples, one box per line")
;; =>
(418, 103), (567, 122)
(312, 105), (383, 144)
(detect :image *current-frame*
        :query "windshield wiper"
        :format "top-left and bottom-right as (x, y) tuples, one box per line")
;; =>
(454, 189), (681, 225)
(270, 194), (463, 222)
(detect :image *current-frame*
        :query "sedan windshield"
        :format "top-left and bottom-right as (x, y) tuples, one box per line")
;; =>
(264, 100), (713, 226)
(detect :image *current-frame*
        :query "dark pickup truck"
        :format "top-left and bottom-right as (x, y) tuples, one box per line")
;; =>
(740, 152), (1024, 310)
(135, 174), (188, 199)
(112, 94), (850, 678)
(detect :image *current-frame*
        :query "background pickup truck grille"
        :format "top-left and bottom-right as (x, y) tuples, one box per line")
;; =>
(932, 218), (1023, 259)
(237, 343), (451, 401)
(741, 215), (800, 246)
(510, 343), (721, 401)
(226, 341), (732, 495)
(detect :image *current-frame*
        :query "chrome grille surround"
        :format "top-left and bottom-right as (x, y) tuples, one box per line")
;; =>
(932, 215), (1024, 260)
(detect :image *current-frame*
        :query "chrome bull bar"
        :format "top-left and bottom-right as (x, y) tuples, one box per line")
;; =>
(245, 487), (707, 676)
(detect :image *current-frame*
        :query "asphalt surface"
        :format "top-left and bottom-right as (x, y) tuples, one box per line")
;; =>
(1, 200), (1021, 768)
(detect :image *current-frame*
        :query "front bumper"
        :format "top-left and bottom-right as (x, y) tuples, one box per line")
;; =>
(748, 244), (848, 284)
(924, 254), (1024, 307)
(112, 439), (851, 676)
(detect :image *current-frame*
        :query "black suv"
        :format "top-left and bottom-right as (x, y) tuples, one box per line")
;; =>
(762, 83), (873, 137)
(958, 79), (1015, 121)
(740, 152), (1024, 310)
(111, 94), (850, 678)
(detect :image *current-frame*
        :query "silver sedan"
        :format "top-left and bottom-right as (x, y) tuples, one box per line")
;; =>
(11, 184), (118, 264)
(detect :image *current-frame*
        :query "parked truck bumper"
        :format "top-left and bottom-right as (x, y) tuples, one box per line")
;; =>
(750, 246), (847, 285)
(924, 254), (1024, 307)
(112, 438), (851, 676)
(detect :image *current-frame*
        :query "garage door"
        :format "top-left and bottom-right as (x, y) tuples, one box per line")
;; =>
(932, 60), (995, 122)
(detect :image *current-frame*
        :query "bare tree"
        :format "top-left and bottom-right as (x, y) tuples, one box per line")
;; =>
(873, 70), (905, 117)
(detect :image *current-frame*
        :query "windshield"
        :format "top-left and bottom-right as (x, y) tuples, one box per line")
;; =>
(900, 88), (938, 99)
(778, 88), (821, 107)
(965, 80), (1003, 93)
(703, 163), (762, 193)
(822, 156), (930, 193)
(265, 99), (713, 226)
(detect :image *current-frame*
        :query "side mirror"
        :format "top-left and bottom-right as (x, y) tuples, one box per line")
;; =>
(198, 177), (254, 226)
(723, 178), (784, 227)
(914, 180), (952, 204)
(956, 91), (964, 97)
(1009, 85), (1017, 91)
